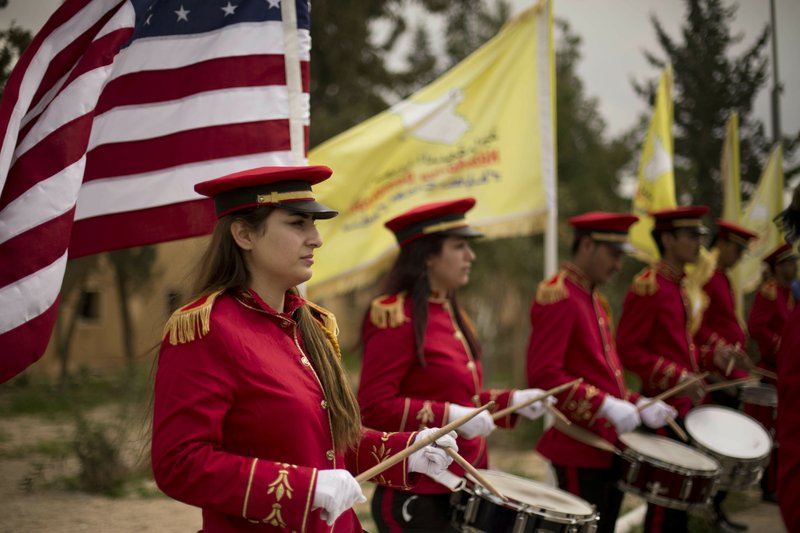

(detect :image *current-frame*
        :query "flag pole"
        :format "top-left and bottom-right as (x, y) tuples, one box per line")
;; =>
(542, 0), (558, 277)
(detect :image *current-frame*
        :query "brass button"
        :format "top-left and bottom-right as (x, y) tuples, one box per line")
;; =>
(454, 331), (464, 340)
(472, 395), (480, 405)
(466, 361), (475, 370)
(326, 449), (335, 461)
(320, 400), (328, 410)
(598, 318), (605, 325)
(301, 357), (311, 366)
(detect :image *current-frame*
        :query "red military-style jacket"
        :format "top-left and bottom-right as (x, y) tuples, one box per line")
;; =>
(777, 305), (800, 531)
(152, 289), (419, 533)
(358, 292), (517, 494)
(694, 269), (747, 379)
(617, 262), (715, 417)
(748, 280), (795, 376)
(526, 264), (640, 469)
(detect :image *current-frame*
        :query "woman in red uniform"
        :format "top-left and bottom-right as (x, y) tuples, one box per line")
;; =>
(358, 198), (552, 532)
(151, 166), (457, 533)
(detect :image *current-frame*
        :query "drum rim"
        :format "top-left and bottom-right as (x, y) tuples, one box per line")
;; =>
(471, 484), (598, 524)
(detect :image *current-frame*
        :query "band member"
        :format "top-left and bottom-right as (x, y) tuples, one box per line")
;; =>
(776, 184), (800, 531)
(616, 206), (750, 533)
(526, 212), (675, 533)
(151, 166), (457, 532)
(747, 242), (798, 505)
(358, 198), (552, 532)
(694, 220), (758, 531)
(748, 242), (798, 379)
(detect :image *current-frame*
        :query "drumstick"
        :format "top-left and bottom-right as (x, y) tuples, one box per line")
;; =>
(725, 357), (735, 377)
(637, 372), (709, 411)
(751, 367), (777, 380)
(705, 376), (760, 393)
(553, 417), (618, 453)
(546, 404), (572, 426)
(443, 448), (507, 501)
(491, 378), (583, 421)
(665, 416), (689, 442)
(354, 401), (495, 483)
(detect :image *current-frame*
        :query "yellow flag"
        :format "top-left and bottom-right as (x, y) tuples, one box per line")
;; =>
(734, 145), (785, 292)
(719, 113), (745, 317)
(629, 66), (677, 263)
(308, 2), (555, 297)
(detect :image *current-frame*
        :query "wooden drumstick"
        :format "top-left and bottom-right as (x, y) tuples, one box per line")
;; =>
(546, 404), (572, 426)
(443, 448), (507, 501)
(705, 376), (760, 393)
(725, 357), (735, 377)
(553, 417), (618, 453)
(491, 378), (583, 421)
(354, 401), (495, 483)
(637, 372), (709, 411)
(751, 367), (777, 380)
(665, 416), (689, 442)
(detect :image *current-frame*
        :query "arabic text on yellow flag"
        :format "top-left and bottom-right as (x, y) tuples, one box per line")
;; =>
(629, 66), (677, 263)
(734, 145), (785, 293)
(308, 2), (555, 297)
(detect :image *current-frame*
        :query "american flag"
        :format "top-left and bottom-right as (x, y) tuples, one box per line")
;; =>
(0, 0), (311, 382)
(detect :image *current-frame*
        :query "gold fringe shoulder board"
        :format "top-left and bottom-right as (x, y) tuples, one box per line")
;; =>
(162, 289), (225, 345)
(305, 301), (340, 337)
(369, 292), (408, 329)
(535, 271), (568, 305)
(632, 267), (659, 296)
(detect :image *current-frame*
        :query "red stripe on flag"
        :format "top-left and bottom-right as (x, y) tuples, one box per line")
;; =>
(96, 56), (309, 115)
(0, 113), (93, 210)
(0, 299), (60, 383)
(69, 199), (216, 258)
(0, 209), (74, 290)
(84, 120), (292, 181)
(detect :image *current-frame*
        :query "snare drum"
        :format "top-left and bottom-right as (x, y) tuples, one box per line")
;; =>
(615, 432), (721, 510)
(451, 470), (598, 533)
(684, 405), (772, 489)
(740, 383), (778, 437)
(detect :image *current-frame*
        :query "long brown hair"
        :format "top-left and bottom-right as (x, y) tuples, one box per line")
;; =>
(378, 234), (482, 364)
(190, 206), (361, 452)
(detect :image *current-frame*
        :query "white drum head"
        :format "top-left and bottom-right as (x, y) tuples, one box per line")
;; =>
(620, 432), (719, 471)
(685, 406), (772, 459)
(471, 470), (594, 516)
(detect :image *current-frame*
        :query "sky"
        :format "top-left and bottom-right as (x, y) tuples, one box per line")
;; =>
(1, 0), (797, 142)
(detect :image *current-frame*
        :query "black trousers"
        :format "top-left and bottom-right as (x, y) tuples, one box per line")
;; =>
(553, 464), (624, 533)
(371, 485), (459, 533)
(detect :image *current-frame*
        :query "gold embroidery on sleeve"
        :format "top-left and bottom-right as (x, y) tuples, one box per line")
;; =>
(267, 466), (294, 502)
(264, 504), (287, 528)
(242, 458), (258, 519)
(371, 433), (393, 464)
(416, 400), (435, 428)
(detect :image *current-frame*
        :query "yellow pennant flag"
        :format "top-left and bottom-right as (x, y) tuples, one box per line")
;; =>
(308, 2), (556, 297)
(629, 66), (677, 263)
(719, 113), (745, 317)
(734, 145), (785, 292)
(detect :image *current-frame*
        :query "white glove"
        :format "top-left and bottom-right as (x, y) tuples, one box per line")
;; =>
(510, 388), (557, 420)
(312, 469), (366, 525)
(636, 398), (678, 429)
(598, 395), (641, 434)
(447, 404), (496, 439)
(408, 428), (458, 477)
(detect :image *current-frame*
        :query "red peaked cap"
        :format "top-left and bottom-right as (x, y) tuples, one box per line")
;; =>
(763, 242), (799, 267)
(568, 212), (639, 252)
(385, 197), (483, 246)
(650, 205), (710, 234)
(715, 218), (758, 247)
(194, 165), (338, 219)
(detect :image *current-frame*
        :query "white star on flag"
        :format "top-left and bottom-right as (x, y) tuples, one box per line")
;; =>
(643, 136), (672, 182)
(267, 0), (280, 9)
(175, 5), (190, 21)
(221, 2), (237, 16)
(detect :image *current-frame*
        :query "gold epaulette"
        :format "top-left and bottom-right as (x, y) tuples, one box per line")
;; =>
(162, 289), (225, 345)
(632, 267), (659, 296)
(306, 301), (342, 358)
(369, 292), (408, 329)
(760, 280), (777, 301)
(535, 271), (568, 304)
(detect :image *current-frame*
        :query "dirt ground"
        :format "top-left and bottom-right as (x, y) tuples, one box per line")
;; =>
(0, 412), (786, 532)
